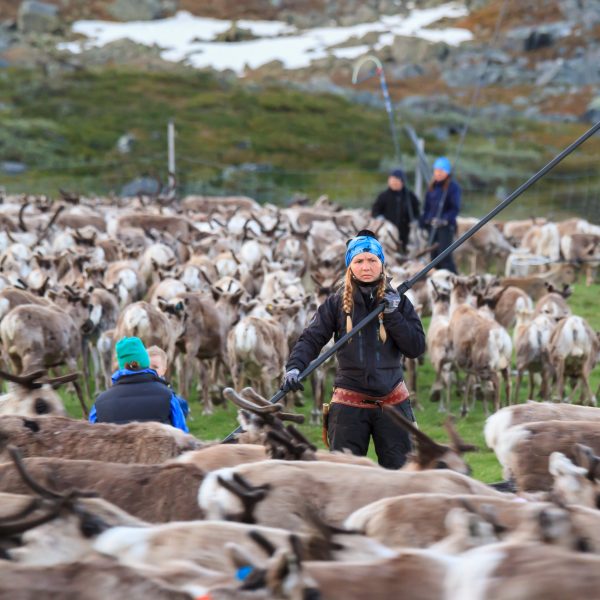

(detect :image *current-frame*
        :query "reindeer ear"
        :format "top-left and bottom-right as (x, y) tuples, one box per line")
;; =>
(383, 406), (448, 467)
(444, 416), (478, 453)
(224, 541), (261, 571)
(574, 444), (600, 481)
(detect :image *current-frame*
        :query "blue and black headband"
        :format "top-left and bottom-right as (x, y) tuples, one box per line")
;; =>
(345, 236), (385, 267)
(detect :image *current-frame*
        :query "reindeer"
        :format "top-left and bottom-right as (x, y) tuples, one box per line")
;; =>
(426, 280), (454, 412)
(159, 292), (230, 415)
(0, 369), (81, 417)
(512, 307), (555, 403)
(449, 277), (512, 416)
(548, 315), (599, 406)
(113, 301), (182, 369)
(227, 315), (288, 400)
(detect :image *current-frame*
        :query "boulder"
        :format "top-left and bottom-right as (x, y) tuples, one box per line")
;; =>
(558, 0), (600, 26)
(17, 1), (60, 34)
(116, 133), (136, 154)
(505, 22), (571, 53)
(387, 63), (424, 80)
(213, 22), (257, 42)
(1, 161), (27, 175)
(120, 176), (160, 198)
(108, 0), (177, 22)
(524, 30), (554, 52)
(582, 96), (600, 124)
(535, 59), (564, 87)
(388, 35), (450, 65)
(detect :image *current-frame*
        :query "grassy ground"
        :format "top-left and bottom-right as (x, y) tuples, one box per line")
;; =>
(1, 67), (600, 213)
(61, 274), (600, 484)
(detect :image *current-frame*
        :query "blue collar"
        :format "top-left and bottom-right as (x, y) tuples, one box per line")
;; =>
(111, 367), (158, 384)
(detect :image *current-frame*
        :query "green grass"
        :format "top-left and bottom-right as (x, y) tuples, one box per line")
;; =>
(1, 67), (600, 213)
(61, 275), (600, 484)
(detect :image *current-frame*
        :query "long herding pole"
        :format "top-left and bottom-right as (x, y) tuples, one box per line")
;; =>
(222, 120), (600, 443)
(352, 56), (401, 163)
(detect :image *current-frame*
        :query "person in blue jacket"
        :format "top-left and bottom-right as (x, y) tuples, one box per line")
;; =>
(420, 156), (461, 273)
(89, 336), (188, 432)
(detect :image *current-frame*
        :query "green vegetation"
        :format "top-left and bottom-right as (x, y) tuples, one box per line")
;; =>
(62, 275), (600, 485)
(1, 67), (599, 216)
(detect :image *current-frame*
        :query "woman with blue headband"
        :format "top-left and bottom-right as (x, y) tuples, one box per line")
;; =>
(420, 156), (462, 273)
(282, 231), (426, 469)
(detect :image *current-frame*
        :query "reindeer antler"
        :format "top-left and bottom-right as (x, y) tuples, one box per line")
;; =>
(443, 416), (478, 453)
(223, 388), (284, 414)
(46, 372), (81, 389)
(8, 445), (63, 500)
(18, 201), (29, 232)
(0, 369), (47, 389)
(240, 388), (305, 423)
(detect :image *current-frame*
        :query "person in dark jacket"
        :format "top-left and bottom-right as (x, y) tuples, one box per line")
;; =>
(420, 156), (461, 273)
(372, 169), (420, 253)
(89, 336), (188, 432)
(282, 231), (426, 469)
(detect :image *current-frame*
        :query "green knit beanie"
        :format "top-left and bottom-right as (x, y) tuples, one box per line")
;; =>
(116, 336), (150, 369)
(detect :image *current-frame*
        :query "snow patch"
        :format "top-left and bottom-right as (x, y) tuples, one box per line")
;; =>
(58, 4), (472, 75)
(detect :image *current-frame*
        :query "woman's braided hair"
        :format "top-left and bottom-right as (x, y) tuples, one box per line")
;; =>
(342, 266), (388, 343)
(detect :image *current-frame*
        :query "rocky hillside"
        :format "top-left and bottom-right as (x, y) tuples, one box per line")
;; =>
(0, 0), (599, 211)
(1, 0), (599, 123)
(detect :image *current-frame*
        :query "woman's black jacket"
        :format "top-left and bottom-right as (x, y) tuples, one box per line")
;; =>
(286, 283), (425, 396)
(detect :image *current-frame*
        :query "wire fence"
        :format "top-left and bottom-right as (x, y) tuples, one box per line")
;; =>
(3, 145), (600, 223)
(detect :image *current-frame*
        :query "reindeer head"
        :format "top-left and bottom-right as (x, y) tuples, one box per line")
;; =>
(1, 446), (141, 566)
(549, 449), (599, 510)
(384, 408), (476, 475)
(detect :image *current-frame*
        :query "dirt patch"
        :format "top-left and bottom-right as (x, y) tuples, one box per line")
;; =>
(456, 0), (564, 40)
(538, 85), (595, 117)
(0, 0), (20, 20)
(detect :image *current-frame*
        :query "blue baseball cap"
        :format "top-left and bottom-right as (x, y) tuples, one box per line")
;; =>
(345, 236), (385, 267)
(433, 156), (452, 174)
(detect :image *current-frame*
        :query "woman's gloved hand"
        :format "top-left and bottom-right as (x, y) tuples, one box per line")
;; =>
(383, 290), (401, 314)
(281, 368), (304, 392)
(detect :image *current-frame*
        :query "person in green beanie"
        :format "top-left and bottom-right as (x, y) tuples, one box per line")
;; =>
(88, 336), (188, 432)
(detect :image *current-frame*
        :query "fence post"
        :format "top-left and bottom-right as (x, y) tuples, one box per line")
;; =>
(415, 137), (424, 201)
(168, 119), (176, 191)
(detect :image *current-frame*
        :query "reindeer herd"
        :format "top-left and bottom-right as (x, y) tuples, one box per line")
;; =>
(0, 191), (599, 597)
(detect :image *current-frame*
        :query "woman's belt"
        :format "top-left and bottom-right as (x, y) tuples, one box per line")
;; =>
(331, 381), (409, 408)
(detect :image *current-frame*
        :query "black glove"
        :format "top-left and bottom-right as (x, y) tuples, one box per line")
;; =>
(383, 289), (401, 314)
(281, 368), (304, 392)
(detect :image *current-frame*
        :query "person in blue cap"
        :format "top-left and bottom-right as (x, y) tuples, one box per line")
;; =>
(372, 169), (420, 253)
(420, 156), (461, 273)
(89, 336), (188, 432)
(281, 231), (425, 469)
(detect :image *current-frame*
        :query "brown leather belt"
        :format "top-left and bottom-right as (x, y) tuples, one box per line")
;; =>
(331, 381), (409, 409)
